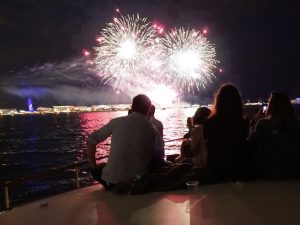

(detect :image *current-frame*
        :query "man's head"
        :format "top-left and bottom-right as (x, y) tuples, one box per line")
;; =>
(131, 94), (152, 116)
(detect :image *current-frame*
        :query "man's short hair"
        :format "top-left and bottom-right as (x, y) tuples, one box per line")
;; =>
(131, 94), (152, 115)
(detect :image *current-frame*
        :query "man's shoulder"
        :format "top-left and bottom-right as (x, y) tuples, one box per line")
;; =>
(156, 118), (163, 127)
(151, 117), (163, 126)
(110, 116), (127, 122)
(128, 113), (155, 128)
(107, 115), (130, 126)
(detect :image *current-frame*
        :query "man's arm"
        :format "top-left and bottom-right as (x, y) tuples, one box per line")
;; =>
(153, 126), (165, 160)
(86, 122), (113, 168)
(87, 142), (97, 168)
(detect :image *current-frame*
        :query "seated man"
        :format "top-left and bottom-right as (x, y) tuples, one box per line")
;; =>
(149, 105), (163, 139)
(87, 94), (157, 189)
(148, 104), (165, 161)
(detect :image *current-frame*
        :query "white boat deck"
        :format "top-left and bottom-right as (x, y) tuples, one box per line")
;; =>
(1, 180), (300, 225)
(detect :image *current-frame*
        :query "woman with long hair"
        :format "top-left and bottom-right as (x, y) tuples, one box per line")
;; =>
(203, 84), (251, 181)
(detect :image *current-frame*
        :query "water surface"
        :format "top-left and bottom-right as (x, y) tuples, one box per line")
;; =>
(0, 107), (196, 208)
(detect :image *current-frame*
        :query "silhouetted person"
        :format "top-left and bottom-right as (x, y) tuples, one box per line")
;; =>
(184, 106), (211, 138)
(87, 94), (157, 189)
(176, 106), (211, 167)
(148, 104), (165, 161)
(250, 92), (300, 179)
(148, 105), (163, 139)
(203, 84), (251, 182)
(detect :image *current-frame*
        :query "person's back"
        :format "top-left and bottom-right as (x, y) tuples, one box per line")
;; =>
(148, 104), (165, 161)
(203, 84), (250, 181)
(252, 118), (300, 179)
(101, 112), (156, 183)
(204, 116), (249, 180)
(87, 94), (157, 186)
(251, 92), (300, 179)
(148, 105), (164, 139)
(150, 116), (163, 138)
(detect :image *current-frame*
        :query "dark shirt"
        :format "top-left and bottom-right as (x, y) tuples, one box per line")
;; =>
(203, 116), (250, 181)
(250, 117), (300, 179)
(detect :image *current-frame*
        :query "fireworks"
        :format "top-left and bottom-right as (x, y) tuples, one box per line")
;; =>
(147, 84), (177, 107)
(93, 14), (219, 94)
(160, 28), (218, 91)
(93, 14), (158, 90)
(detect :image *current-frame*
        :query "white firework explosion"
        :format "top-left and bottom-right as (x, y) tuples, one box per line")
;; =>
(160, 28), (218, 91)
(94, 14), (160, 91)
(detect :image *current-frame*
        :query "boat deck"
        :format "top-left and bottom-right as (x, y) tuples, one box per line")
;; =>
(1, 180), (300, 225)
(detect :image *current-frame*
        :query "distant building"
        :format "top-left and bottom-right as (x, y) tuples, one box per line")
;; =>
(115, 104), (131, 111)
(19, 110), (30, 114)
(91, 105), (111, 111)
(36, 107), (54, 113)
(0, 109), (18, 115)
(73, 106), (92, 112)
(53, 106), (74, 113)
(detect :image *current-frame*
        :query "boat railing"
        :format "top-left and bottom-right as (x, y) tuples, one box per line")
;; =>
(0, 159), (93, 210)
(0, 138), (184, 210)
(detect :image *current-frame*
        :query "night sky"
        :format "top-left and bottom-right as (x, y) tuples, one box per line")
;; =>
(0, 0), (299, 108)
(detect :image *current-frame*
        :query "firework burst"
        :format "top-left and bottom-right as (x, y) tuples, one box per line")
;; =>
(160, 28), (218, 91)
(94, 14), (159, 90)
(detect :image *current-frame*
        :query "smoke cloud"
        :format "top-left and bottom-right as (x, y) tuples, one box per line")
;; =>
(0, 58), (131, 107)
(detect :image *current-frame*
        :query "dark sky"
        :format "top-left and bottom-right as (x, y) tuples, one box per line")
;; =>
(0, 0), (299, 108)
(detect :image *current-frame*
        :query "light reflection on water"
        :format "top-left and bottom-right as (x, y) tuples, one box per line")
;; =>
(78, 111), (125, 163)
(78, 108), (197, 162)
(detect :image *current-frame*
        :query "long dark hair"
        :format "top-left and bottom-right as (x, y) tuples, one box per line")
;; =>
(210, 84), (244, 121)
(265, 92), (297, 131)
(266, 92), (295, 118)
